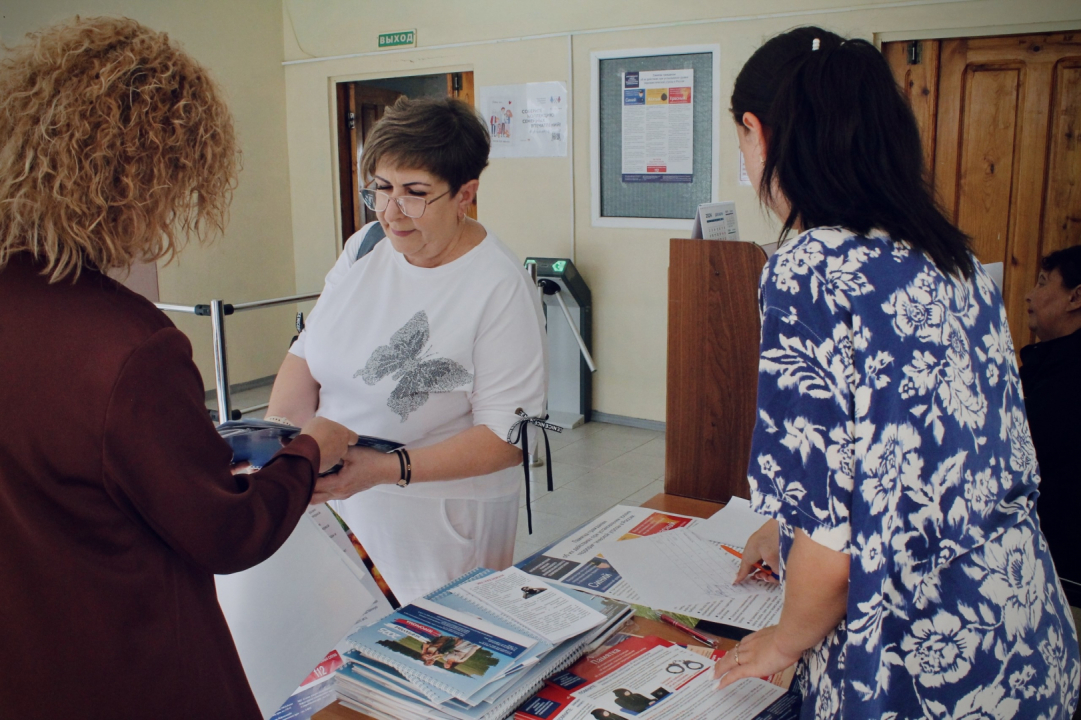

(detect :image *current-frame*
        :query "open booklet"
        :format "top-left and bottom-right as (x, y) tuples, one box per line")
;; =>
(517, 505), (782, 634)
(515, 634), (799, 720)
(216, 418), (403, 469)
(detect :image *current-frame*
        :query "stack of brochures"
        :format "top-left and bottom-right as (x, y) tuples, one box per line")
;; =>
(334, 566), (635, 720)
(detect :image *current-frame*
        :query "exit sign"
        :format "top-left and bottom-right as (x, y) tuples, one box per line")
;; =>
(378, 30), (416, 49)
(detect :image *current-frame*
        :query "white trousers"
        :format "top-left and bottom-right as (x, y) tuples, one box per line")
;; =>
(336, 490), (520, 605)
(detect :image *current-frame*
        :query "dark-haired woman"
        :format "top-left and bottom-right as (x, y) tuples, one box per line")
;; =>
(712, 27), (1079, 717)
(266, 97), (546, 604)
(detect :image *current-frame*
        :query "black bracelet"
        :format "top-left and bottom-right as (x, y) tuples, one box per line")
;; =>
(395, 448), (412, 487)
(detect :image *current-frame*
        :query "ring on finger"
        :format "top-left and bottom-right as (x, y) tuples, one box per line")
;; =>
(734, 643), (741, 666)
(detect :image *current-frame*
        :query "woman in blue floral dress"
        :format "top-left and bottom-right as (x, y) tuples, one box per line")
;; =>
(712, 27), (1080, 718)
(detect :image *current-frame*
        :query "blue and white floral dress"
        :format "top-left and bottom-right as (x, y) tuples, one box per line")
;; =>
(748, 227), (1080, 719)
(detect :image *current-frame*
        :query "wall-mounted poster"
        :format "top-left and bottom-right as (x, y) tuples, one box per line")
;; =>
(478, 82), (568, 158)
(621, 69), (694, 183)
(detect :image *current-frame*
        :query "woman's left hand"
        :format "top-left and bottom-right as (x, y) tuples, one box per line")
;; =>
(310, 446), (396, 504)
(712, 625), (801, 690)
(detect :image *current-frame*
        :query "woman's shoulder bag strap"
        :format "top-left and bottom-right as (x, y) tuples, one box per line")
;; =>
(355, 222), (386, 262)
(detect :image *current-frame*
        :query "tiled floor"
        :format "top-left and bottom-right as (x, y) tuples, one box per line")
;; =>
(211, 384), (665, 566)
(514, 422), (664, 563)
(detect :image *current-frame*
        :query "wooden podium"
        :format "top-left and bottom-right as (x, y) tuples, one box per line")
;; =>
(664, 238), (768, 504)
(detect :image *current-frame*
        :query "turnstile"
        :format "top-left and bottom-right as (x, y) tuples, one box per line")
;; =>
(525, 258), (595, 429)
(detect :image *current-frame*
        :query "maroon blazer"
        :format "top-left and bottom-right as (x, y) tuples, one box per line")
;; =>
(0, 254), (319, 719)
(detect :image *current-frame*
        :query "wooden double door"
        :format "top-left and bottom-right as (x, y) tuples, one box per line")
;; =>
(885, 32), (1081, 349)
(335, 72), (476, 244)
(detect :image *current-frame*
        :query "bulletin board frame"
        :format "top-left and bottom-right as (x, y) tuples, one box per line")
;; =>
(590, 44), (721, 230)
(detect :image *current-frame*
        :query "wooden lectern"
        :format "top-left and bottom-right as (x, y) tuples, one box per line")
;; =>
(665, 238), (768, 504)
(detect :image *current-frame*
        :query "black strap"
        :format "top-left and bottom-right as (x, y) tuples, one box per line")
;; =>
(508, 410), (562, 535)
(521, 423), (532, 535)
(355, 221), (386, 262)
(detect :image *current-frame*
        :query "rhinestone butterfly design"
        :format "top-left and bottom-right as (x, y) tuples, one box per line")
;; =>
(354, 310), (473, 422)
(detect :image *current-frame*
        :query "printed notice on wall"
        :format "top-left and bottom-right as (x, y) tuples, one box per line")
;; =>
(739, 151), (752, 186)
(621, 69), (694, 183)
(478, 82), (567, 158)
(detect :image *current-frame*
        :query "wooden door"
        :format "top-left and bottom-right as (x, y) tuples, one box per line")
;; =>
(447, 72), (478, 220)
(336, 85), (402, 240)
(335, 72), (479, 244)
(885, 33), (1081, 349)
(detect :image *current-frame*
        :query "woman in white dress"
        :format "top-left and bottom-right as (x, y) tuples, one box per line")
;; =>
(266, 97), (547, 604)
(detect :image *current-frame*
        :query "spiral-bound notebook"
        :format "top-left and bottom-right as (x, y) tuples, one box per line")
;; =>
(336, 568), (633, 720)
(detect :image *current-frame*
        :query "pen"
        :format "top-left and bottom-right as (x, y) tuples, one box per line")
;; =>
(719, 545), (780, 581)
(659, 614), (717, 648)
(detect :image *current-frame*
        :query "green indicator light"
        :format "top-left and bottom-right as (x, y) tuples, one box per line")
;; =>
(524, 259), (537, 266)
(552, 260), (567, 274)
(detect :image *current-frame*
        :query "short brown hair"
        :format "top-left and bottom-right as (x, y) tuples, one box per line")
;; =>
(0, 16), (239, 282)
(1041, 245), (1081, 289)
(360, 97), (489, 194)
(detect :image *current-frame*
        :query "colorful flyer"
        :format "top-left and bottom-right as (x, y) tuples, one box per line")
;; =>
(621, 69), (694, 183)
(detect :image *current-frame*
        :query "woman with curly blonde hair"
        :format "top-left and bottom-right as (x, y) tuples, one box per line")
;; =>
(0, 17), (356, 719)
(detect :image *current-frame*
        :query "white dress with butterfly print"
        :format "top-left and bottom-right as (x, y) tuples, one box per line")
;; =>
(291, 222), (547, 602)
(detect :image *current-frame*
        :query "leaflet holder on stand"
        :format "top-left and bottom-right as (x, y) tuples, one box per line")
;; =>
(525, 258), (595, 430)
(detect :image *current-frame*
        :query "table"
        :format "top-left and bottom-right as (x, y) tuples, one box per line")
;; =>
(313, 493), (729, 720)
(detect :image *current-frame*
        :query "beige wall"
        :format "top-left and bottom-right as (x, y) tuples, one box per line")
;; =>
(1, 0), (298, 392)
(281, 0), (1080, 423)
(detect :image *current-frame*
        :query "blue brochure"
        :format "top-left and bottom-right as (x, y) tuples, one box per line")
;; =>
(217, 419), (402, 469)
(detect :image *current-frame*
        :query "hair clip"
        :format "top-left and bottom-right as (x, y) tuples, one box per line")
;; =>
(812, 38), (821, 51)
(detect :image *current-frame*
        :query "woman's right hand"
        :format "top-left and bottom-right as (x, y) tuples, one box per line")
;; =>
(298, 417), (358, 474)
(310, 446), (398, 504)
(734, 518), (781, 584)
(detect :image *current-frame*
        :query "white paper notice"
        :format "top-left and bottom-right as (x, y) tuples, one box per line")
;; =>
(479, 82), (567, 158)
(455, 567), (605, 644)
(693, 497), (771, 549)
(216, 513), (375, 718)
(739, 151), (752, 186)
(598, 528), (784, 630)
(621, 69), (694, 183)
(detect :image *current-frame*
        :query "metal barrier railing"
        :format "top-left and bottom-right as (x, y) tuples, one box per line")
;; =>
(156, 292), (320, 423)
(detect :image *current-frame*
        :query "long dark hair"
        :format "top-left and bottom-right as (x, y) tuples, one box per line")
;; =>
(731, 26), (973, 278)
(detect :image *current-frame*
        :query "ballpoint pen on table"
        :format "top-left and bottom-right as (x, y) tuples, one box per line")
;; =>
(719, 544), (781, 581)
(659, 614), (717, 648)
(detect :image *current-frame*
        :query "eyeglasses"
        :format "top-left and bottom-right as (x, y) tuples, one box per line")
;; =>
(360, 188), (451, 219)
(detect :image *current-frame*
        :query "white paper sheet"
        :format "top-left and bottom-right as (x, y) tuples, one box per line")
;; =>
(308, 503), (394, 627)
(597, 528), (784, 630)
(982, 261), (1004, 290)
(693, 497), (771, 549)
(739, 151), (752, 186)
(454, 567), (605, 645)
(517, 505), (699, 605)
(479, 82), (567, 158)
(216, 512), (375, 718)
